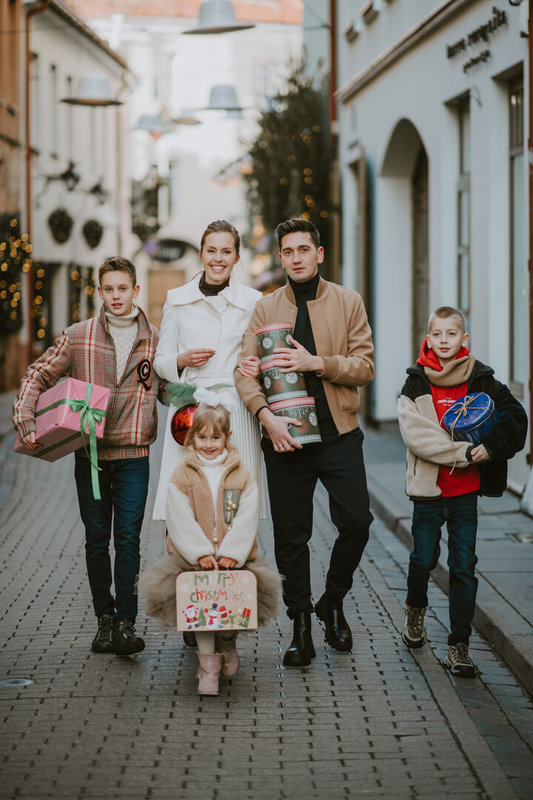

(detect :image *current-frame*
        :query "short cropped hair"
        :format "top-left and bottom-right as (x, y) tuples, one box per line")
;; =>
(275, 218), (321, 249)
(184, 403), (232, 448)
(98, 256), (137, 287)
(200, 220), (240, 256)
(428, 306), (466, 334)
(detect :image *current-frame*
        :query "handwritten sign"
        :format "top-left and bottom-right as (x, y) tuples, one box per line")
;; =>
(176, 570), (258, 631)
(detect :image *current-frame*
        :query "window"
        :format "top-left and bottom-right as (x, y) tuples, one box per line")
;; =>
(457, 98), (470, 322)
(509, 79), (526, 393)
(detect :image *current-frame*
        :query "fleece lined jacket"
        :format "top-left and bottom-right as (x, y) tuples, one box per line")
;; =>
(166, 446), (259, 568)
(398, 360), (528, 498)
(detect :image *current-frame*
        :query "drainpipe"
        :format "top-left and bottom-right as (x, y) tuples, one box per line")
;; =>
(527, 0), (533, 464)
(328, 0), (340, 285)
(25, 0), (50, 365)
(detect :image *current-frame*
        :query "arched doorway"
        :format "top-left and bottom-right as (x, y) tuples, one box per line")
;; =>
(381, 119), (429, 363)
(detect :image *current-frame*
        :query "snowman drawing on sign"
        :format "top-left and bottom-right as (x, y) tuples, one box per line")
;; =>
(207, 604), (219, 627)
(184, 604), (199, 628)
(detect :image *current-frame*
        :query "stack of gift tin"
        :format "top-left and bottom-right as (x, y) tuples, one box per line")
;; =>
(256, 322), (321, 445)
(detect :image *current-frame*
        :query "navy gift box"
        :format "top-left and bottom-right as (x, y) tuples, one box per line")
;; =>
(442, 392), (500, 445)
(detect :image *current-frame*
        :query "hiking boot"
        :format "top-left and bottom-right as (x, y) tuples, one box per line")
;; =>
(402, 605), (427, 648)
(91, 614), (114, 653)
(447, 643), (476, 677)
(112, 619), (145, 656)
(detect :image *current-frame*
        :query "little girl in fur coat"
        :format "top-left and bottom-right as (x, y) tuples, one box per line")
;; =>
(140, 390), (280, 695)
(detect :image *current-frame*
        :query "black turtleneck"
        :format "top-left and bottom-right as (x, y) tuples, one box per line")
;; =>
(199, 272), (230, 296)
(289, 272), (337, 438)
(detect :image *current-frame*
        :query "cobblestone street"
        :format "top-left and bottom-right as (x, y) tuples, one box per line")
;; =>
(1, 418), (533, 799)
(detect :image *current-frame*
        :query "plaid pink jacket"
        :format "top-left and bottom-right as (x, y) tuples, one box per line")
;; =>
(12, 306), (163, 460)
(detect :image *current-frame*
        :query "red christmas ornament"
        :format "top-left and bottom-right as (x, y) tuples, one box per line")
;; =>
(170, 404), (198, 445)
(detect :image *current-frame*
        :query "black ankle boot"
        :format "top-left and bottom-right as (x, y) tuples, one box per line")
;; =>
(314, 592), (353, 651)
(91, 614), (114, 653)
(112, 619), (145, 655)
(283, 611), (316, 667)
(183, 631), (197, 648)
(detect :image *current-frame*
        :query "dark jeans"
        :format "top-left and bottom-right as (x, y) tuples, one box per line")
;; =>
(74, 454), (149, 620)
(407, 493), (478, 645)
(262, 428), (373, 618)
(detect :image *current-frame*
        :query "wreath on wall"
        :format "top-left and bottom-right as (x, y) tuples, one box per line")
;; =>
(48, 208), (74, 243)
(82, 219), (104, 249)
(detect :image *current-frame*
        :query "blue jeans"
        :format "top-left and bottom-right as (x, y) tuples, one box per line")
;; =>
(407, 493), (478, 645)
(74, 455), (149, 620)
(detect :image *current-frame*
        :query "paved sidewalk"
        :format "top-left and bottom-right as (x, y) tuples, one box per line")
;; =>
(2, 391), (532, 696)
(1, 392), (533, 798)
(362, 420), (533, 698)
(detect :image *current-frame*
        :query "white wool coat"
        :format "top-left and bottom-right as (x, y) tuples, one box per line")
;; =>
(152, 272), (264, 520)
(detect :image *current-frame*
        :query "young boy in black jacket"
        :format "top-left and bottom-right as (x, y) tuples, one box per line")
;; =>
(398, 306), (527, 676)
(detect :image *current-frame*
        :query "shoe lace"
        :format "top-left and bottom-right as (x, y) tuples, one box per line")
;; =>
(452, 643), (474, 666)
(98, 616), (113, 633)
(118, 619), (135, 637)
(407, 607), (425, 635)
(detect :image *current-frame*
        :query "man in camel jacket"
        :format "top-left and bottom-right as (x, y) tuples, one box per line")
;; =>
(234, 217), (374, 668)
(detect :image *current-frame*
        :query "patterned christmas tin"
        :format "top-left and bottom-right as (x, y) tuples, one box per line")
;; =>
(256, 322), (294, 361)
(268, 396), (322, 445)
(176, 570), (258, 631)
(442, 392), (500, 445)
(260, 359), (307, 403)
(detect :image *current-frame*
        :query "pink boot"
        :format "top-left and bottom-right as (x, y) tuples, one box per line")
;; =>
(196, 653), (223, 696)
(217, 637), (239, 676)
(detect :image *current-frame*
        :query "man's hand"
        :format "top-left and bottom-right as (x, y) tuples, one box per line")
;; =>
(21, 431), (42, 450)
(198, 554), (218, 570)
(238, 355), (261, 379)
(219, 557), (237, 569)
(470, 444), (491, 463)
(258, 407), (302, 452)
(177, 348), (215, 370)
(273, 336), (323, 373)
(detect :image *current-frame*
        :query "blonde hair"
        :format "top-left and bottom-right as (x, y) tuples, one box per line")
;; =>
(184, 403), (232, 448)
(428, 306), (466, 335)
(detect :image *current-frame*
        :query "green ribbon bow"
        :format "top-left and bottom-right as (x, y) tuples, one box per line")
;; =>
(35, 383), (107, 499)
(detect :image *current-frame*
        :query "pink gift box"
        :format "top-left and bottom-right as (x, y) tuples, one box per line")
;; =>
(14, 378), (110, 462)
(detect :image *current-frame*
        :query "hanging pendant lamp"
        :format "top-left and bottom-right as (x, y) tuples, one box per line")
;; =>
(183, 0), (254, 34)
(207, 84), (242, 111)
(62, 74), (122, 106)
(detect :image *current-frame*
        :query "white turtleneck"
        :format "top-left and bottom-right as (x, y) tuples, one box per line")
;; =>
(197, 449), (228, 517)
(105, 306), (139, 380)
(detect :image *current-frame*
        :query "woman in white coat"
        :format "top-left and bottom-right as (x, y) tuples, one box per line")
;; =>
(153, 220), (264, 520)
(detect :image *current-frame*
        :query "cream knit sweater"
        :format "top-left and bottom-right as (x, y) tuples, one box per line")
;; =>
(105, 306), (139, 380)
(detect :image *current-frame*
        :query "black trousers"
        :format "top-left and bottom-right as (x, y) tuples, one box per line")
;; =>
(262, 428), (373, 618)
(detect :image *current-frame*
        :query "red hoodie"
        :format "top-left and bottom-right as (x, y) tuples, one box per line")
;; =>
(417, 341), (480, 497)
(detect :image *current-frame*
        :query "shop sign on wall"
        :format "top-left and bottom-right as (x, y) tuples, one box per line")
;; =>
(446, 6), (508, 73)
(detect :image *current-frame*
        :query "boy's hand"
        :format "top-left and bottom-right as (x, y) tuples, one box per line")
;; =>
(470, 444), (490, 462)
(238, 355), (261, 379)
(198, 554), (218, 570)
(219, 557), (237, 569)
(22, 432), (42, 450)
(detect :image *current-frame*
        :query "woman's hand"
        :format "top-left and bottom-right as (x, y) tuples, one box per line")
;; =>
(198, 554), (218, 570)
(238, 355), (261, 379)
(177, 348), (215, 370)
(219, 557), (237, 569)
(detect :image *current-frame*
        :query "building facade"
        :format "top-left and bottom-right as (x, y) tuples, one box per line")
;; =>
(334, 0), (530, 492)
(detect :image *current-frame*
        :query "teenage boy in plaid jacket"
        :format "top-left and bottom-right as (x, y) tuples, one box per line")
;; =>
(13, 257), (164, 655)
